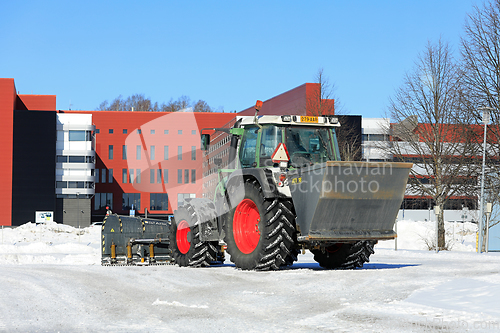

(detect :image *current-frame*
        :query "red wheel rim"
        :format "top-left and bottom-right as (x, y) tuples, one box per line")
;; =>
(176, 220), (191, 254)
(233, 199), (261, 254)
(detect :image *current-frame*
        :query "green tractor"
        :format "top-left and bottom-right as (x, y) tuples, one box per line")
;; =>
(170, 102), (411, 270)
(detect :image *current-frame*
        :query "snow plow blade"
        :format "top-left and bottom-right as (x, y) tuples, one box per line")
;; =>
(288, 161), (412, 241)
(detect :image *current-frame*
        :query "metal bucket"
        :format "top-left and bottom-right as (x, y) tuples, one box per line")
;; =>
(288, 161), (412, 241)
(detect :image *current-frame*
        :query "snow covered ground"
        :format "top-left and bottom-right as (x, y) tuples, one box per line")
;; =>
(0, 221), (499, 332)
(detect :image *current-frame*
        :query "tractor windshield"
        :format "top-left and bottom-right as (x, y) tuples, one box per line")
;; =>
(286, 126), (336, 167)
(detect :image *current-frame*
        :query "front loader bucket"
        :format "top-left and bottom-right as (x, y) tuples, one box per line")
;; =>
(288, 161), (412, 241)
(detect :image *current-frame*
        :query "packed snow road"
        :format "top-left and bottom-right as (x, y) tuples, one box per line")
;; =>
(0, 222), (499, 332)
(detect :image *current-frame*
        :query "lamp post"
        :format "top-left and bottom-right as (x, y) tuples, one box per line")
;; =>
(77, 191), (80, 243)
(478, 107), (492, 253)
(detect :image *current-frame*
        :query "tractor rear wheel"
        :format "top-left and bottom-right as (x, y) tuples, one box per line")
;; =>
(312, 240), (376, 269)
(170, 205), (218, 267)
(224, 179), (296, 270)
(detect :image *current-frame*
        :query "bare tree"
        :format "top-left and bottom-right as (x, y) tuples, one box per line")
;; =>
(306, 68), (361, 160)
(461, 0), (500, 239)
(97, 94), (214, 113)
(306, 68), (337, 116)
(193, 99), (212, 112)
(386, 39), (480, 249)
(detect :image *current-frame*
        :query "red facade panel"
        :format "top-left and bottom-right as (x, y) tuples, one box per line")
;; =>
(238, 83), (335, 117)
(0, 79), (16, 226)
(239, 84), (309, 116)
(16, 94), (56, 111)
(64, 110), (235, 216)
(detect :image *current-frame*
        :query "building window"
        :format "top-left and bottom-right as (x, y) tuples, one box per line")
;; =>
(122, 193), (140, 211)
(109, 129), (114, 134)
(150, 146), (155, 160)
(192, 130), (196, 135)
(157, 169), (162, 184)
(102, 169), (106, 183)
(69, 156), (85, 163)
(122, 169), (127, 183)
(95, 193), (113, 210)
(191, 146), (196, 160)
(164, 130), (169, 135)
(68, 181), (86, 188)
(191, 169), (196, 183)
(129, 169), (134, 183)
(109, 145), (114, 160)
(56, 181), (67, 188)
(57, 155), (67, 163)
(151, 129), (155, 134)
(178, 169), (182, 184)
(108, 169), (113, 183)
(123, 129), (128, 134)
(95, 129), (100, 134)
(164, 146), (169, 160)
(95, 169), (99, 183)
(135, 145), (140, 160)
(178, 146), (182, 160)
(122, 145), (127, 160)
(150, 169), (155, 183)
(184, 169), (189, 184)
(178, 130), (182, 135)
(137, 129), (142, 134)
(69, 130), (87, 141)
(150, 193), (168, 211)
(136, 169), (141, 183)
(163, 169), (168, 183)
(178, 193), (195, 208)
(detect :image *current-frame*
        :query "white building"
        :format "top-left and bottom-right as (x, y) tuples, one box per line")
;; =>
(55, 113), (95, 226)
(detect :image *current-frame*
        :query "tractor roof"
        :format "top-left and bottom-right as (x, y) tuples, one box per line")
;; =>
(237, 115), (341, 127)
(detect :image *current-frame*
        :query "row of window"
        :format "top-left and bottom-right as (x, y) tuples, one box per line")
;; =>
(120, 169), (196, 184)
(401, 198), (477, 210)
(107, 145), (196, 161)
(95, 193), (167, 211)
(208, 134), (230, 153)
(95, 168), (197, 184)
(362, 134), (389, 142)
(96, 129), (198, 135)
(95, 169), (113, 183)
(56, 181), (94, 189)
(57, 155), (94, 163)
(94, 192), (195, 211)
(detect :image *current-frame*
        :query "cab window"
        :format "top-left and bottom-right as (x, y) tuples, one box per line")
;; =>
(259, 125), (283, 167)
(239, 126), (258, 167)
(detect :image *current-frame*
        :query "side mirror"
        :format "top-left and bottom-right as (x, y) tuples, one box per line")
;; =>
(201, 134), (210, 151)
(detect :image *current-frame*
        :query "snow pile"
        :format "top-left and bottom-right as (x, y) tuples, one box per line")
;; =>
(0, 219), (479, 266)
(377, 220), (478, 252)
(0, 221), (100, 265)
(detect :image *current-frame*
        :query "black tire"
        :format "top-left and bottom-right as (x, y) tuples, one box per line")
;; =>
(224, 179), (297, 270)
(312, 240), (376, 269)
(170, 205), (218, 267)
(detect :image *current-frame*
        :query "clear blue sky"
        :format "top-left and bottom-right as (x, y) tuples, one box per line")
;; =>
(1, 0), (481, 117)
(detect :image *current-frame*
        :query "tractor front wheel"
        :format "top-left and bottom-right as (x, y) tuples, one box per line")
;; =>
(224, 179), (296, 270)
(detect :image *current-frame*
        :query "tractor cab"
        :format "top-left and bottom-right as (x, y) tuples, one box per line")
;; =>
(236, 115), (341, 169)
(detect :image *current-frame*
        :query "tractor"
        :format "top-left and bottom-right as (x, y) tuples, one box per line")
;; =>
(169, 101), (412, 270)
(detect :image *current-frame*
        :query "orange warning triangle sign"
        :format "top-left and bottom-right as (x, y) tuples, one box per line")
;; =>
(271, 143), (290, 163)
